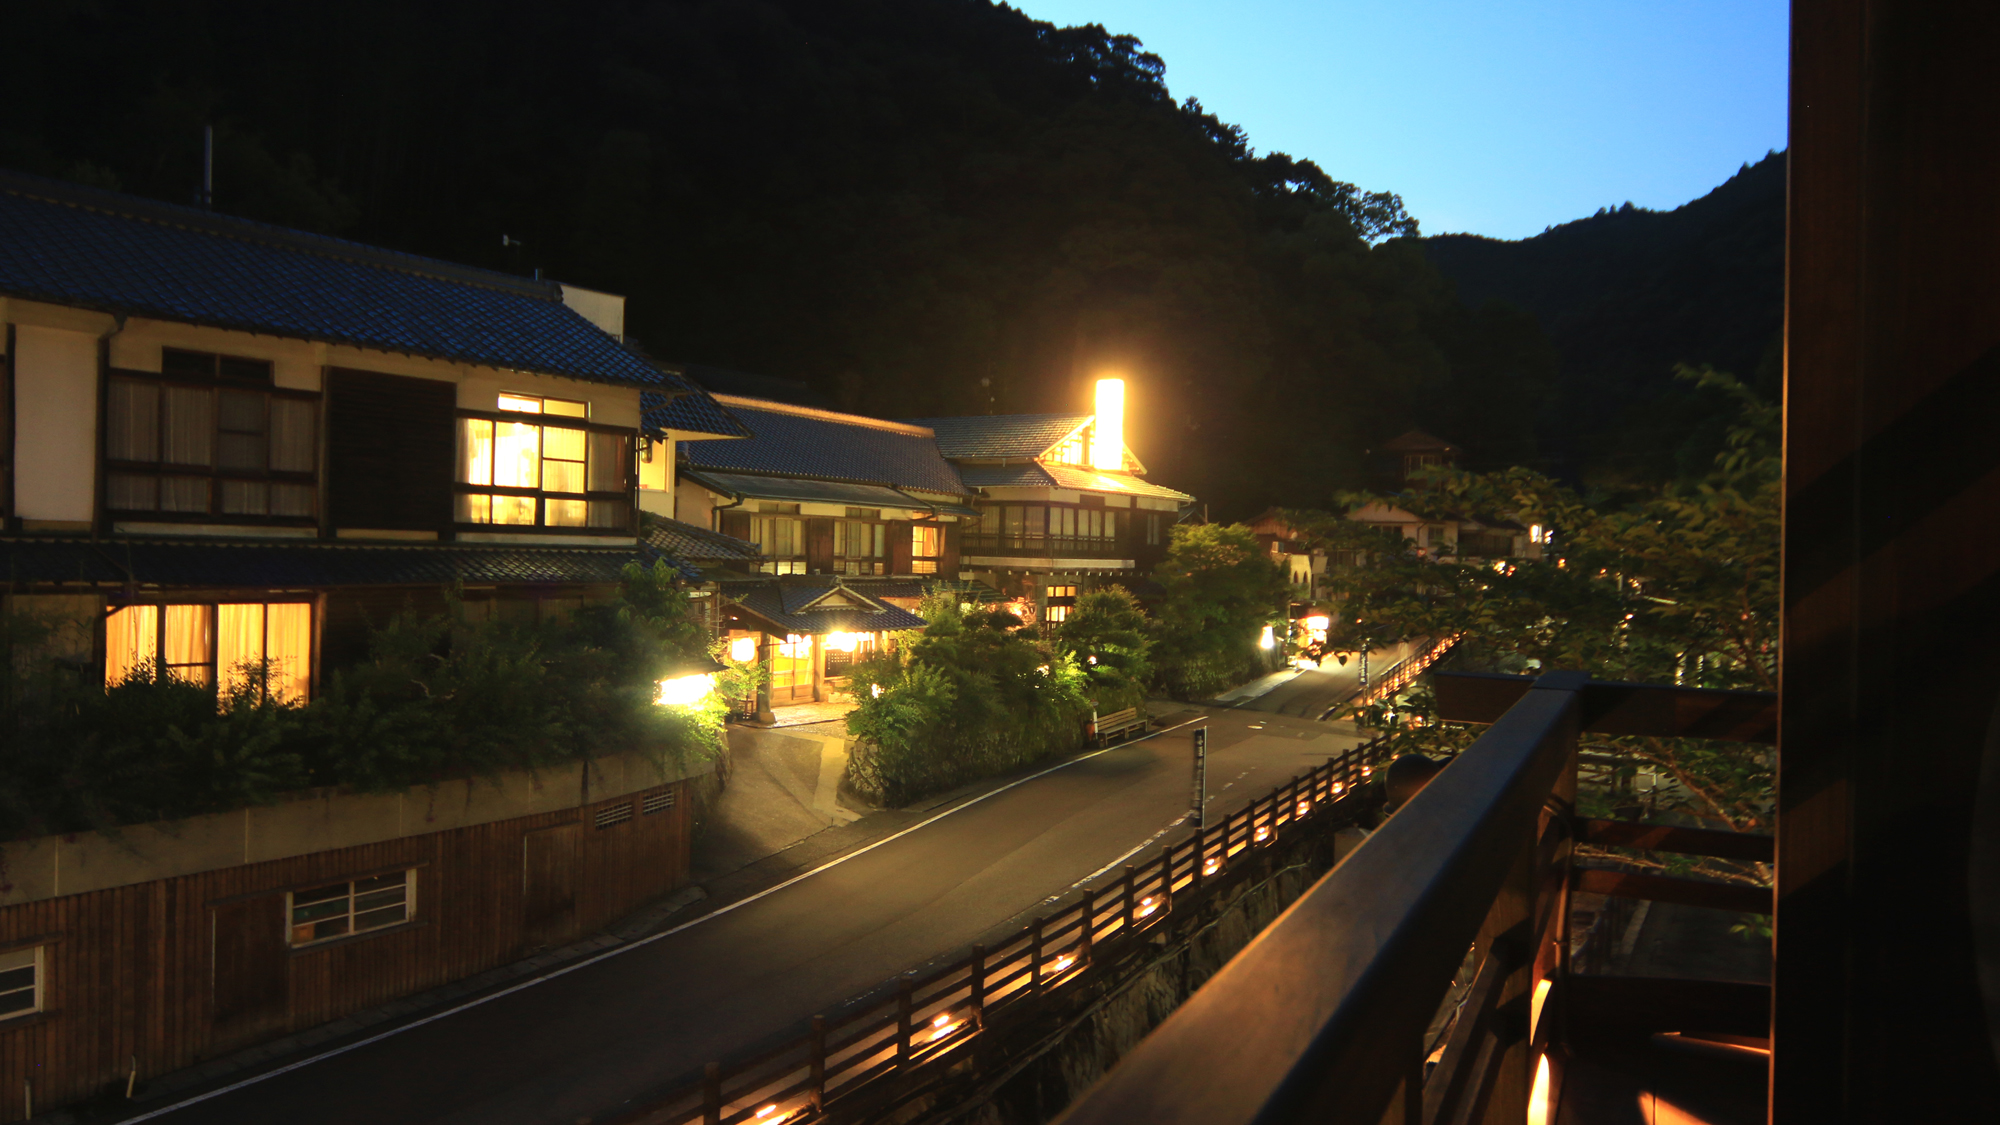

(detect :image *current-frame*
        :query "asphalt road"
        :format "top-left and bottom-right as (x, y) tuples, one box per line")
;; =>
(141, 707), (1359, 1125)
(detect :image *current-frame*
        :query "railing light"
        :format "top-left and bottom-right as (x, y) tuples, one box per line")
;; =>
(928, 1012), (963, 1042)
(1203, 857), (1220, 875)
(1136, 896), (1157, 918)
(1050, 954), (1075, 974)
(1255, 826), (1271, 842)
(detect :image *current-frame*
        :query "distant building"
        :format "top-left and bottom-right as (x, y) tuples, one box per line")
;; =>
(909, 380), (1195, 625)
(1366, 428), (1463, 492)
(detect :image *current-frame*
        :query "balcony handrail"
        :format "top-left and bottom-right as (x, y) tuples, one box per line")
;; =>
(1053, 670), (1778, 1125)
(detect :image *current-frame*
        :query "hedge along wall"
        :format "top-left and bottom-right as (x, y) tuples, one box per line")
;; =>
(0, 748), (718, 1121)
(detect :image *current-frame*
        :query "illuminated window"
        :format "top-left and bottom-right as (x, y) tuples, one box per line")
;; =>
(1044, 585), (1077, 624)
(288, 870), (414, 947)
(1044, 425), (1089, 465)
(911, 525), (942, 575)
(456, 397), (630, 531)
(105, 602), (312, 702)
(105, 351), (317, 520)
(0, 946), (43, 1018)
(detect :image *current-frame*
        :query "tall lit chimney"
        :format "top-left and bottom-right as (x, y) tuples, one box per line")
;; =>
(1092, 378), (1125, 471)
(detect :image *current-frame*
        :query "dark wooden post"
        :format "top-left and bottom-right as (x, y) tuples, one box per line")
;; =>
(1122, 864), (1137, 932)
(897, 979), (914, 1068)
(1159, 847), (1174, 916)
(969, 944), (987, 1028)
(703, 1062), (721, 1125)
(1191, 826), (1207, 890)
(810, 1015), (827, 1112)
(1079, 889), (1096, 964)
(1029, 917), (1044, 993)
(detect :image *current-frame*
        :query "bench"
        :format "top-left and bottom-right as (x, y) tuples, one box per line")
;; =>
(1090, 707), (1147, 746)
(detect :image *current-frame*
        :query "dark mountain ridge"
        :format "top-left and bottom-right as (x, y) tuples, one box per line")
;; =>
(1424, 152), (1786, 484)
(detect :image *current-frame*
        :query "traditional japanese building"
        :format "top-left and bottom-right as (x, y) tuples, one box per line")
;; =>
(673, 395), (986, 710)
(908, 380), (1194, 626)
(0, 170), (742, 695)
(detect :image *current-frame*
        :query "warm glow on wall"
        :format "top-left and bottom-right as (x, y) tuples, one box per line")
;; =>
(825, 632), (858, 653)
(1528, 1053), (1552, 1125)
(656, 672), (715, 707)
(1091, 378), (1125, 470)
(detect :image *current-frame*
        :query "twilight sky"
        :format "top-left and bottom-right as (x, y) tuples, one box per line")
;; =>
(1011, 0), (1788, 240)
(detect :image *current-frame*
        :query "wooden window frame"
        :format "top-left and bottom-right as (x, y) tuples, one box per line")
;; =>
(966, 503), (1124, 557)
(453, 408), (635, 536)
(0, 944), (44, 1023)
(102, 364), (321, 526)
(104, 598), (315, 701)
(286, 868), (417, 949)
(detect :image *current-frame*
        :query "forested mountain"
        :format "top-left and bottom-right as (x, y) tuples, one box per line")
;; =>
(1425, 153), (1786, 486)
(0, 0), (1557, 516)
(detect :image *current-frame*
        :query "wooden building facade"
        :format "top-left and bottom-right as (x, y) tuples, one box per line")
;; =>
(0, 756), (705, 1120)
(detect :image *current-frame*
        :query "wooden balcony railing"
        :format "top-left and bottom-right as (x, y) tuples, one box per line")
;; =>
(1053, 670), (1776, 1125)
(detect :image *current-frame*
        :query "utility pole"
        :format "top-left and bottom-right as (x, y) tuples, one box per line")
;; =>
(1190, 726), (1207, 829)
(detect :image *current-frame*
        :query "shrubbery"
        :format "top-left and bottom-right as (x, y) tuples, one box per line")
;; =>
(844, 592), (1093, 806)
(1147, 524), (1290, 700)
(0, 561), (724, 839)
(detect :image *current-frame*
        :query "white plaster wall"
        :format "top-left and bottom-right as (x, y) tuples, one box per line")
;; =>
(13, 325), (99, 522)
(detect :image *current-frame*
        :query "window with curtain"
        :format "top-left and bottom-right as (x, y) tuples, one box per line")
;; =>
(104, 350), (317, 521)
(911, 524), (942, 574)
(833, 518), (886, 576)
(455, 395), (632, 532)
(104, 602), (311, 703)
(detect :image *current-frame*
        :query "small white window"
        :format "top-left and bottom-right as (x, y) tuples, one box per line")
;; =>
(289, 871), (414, 947)
(0, 947), (42, 1018)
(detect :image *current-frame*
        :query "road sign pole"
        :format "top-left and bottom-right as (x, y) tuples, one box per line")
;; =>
(1192, 726), (1208, 829)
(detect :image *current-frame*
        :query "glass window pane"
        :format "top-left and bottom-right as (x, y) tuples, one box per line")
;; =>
(105, 605), (159, 686)
(162, 349), (214, 380)
(163, 605), (212, 682)
(219, 480), (269, 515)
(269, 399), (317, 472)
(162, 386), (214, 466)
(492, 496), (537, 525)
(217, 390), (266, 471)
(493, 422), (539, 488)
(873, 524), (885, 557)
(292, 882), (350, 906)
(1026, 508), (1045, 537)
(356, 872), (406, 894)
(542, 398), (588, 418)
(265, 604), (311, 704)
(457, 493), (492, 524)
(108, 473), (159, 511)
(311, 918), (350, 941)
(292, 898), (349, 924)
(0, 968), (33, 994)
(543, 426), (586, 463)
(0, 990), (33, 1016)
(217, 356), (272, 384)
(355, 903), (407, 930)
(588, 432), (628, 492)
(107, 379), (159, 462)
(587, 499), (627, 529)
(542, 461), (585, 494)
(497, 393), (542, 414)
(270, 483), (315, 517)
(160, 475), (210, 513)
(217, 603), (265, 701)
(546, 499), (588, 527)
(458, 419), (494, 485)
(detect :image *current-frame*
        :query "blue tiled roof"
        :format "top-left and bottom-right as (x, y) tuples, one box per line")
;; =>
(721, 580), (927, 634)
(905, 414), (1091, 460)
(958, 462), (1194, 502)
(0, 536), (699, 586)
(642, 388), (752, 440)
(0, 172), (697, 393)
(640, 513), (759, 562)
(681, 397), (969, 496)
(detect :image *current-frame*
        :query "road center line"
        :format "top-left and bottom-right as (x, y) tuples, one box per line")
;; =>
(120, 714), (1213, 1122)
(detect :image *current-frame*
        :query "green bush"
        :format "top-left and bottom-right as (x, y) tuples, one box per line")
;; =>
(844, 591), (1092, 806)
(0, 561), (724, 838)
(1147, 524), (1289, 700)
(1051, 585), (1153, 714)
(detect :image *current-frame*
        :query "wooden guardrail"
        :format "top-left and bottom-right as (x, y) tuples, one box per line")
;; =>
(614, 731), (1401, 1125)
(1051, 670), (1777, 1125)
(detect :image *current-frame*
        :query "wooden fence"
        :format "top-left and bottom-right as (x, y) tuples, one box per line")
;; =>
(618, 732), (1401, 1125)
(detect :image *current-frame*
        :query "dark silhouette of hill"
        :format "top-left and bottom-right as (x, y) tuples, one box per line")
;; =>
(0, 0), (1558, 517)
(1425, 152), (1785, 484)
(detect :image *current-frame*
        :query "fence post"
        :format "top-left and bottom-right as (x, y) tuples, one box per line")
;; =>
(1192, 826), (1208, 889)
(810, 1015), (827, 1112)
(1159, 847), (1174, 916)
(1122, 864), (1137, 932)
(703, 1062), (721, 1125)
(969, 943), (987, 1028)
(897, 978), (914, 1068)
(1079, 889), (1096, 965)
(1030, 917), (1045, 993)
